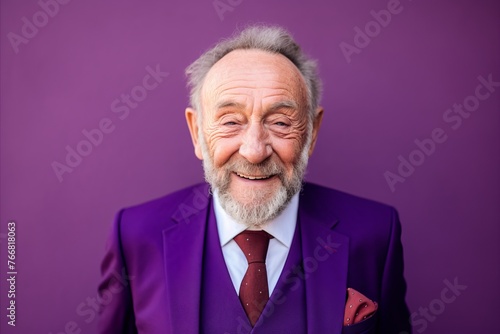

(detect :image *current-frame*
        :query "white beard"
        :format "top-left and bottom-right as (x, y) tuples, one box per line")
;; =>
(198, 125), (311, 228)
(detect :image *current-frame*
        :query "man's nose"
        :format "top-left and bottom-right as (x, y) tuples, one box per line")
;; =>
(239, 122), (272, 164)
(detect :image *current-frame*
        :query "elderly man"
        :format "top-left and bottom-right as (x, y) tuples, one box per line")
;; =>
(98, 25), (411, 334)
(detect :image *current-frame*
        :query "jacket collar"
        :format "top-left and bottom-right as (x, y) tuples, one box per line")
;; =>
(162, 184), (210, 334)
(298, 184), (349, 333)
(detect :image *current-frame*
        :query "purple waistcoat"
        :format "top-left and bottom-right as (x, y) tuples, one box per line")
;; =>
(200, 201), (307, 334)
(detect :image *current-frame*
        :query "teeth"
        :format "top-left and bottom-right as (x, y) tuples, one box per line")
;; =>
(236, 172), (272, 180)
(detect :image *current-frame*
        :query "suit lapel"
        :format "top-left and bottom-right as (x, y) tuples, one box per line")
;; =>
(299, 186), (350, 334)
(162, 185), (211, 334)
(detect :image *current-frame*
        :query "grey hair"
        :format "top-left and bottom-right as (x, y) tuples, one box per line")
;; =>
(185, 25), (322, 123)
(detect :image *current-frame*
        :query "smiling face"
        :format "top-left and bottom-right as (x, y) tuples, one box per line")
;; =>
(186, 49), (323, 227)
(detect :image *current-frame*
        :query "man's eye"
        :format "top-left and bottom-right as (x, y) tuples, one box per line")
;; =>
(275, 122), (288, 127)
(223, 121), (237, 126)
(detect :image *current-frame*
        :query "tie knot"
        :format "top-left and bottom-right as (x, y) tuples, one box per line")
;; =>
(234, 230), (273, 264)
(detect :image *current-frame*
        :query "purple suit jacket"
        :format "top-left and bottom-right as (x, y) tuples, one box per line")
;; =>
(98, 182), (411, 333)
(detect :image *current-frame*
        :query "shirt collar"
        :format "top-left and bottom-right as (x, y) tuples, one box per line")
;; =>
(213, 190), (299, 248)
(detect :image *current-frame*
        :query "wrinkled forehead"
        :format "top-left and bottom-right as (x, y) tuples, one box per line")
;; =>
(200, 49), (308, 109)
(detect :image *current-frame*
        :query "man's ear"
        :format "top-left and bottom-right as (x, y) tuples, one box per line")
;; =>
(185, 107), (203, 160)
(308, 106), (324, 156)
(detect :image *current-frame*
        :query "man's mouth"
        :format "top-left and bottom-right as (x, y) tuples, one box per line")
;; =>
(235, 172), (275, 180)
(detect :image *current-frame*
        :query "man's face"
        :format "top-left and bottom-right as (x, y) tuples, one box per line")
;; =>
(186, 49), (322, 226)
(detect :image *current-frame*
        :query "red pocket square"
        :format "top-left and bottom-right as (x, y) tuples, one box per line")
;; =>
(344, 288), (378, 326)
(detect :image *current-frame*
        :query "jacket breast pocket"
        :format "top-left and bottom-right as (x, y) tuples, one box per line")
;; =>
(341, 313), (377, 334)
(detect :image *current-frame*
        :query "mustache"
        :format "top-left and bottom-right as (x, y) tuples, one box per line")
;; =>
(222, 157), (286, 178)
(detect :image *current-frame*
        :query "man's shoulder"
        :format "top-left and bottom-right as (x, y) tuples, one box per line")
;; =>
(118, 183), (210, 228)
(301, 182), (397, 222)
(301, 183), (400, 245)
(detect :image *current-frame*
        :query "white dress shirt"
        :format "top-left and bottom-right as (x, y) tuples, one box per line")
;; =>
(213, 191), (299, 295)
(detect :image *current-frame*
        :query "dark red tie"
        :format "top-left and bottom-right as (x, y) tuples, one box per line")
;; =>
(234, 230), (273, 326)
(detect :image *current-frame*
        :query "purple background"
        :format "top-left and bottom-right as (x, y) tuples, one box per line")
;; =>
(1, 0), (499, 333)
